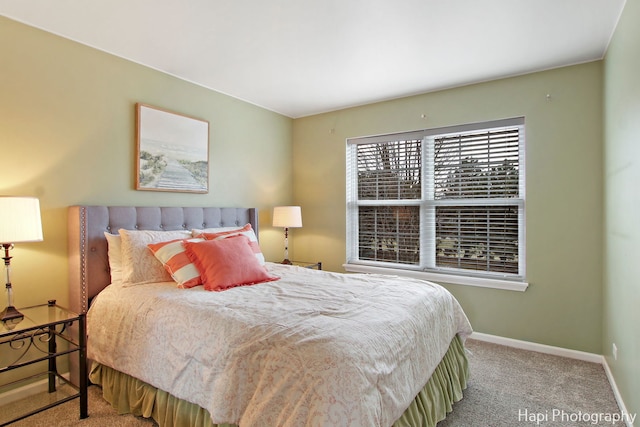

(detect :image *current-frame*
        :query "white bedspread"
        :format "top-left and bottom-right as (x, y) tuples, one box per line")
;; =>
(87, 263), (472, 427)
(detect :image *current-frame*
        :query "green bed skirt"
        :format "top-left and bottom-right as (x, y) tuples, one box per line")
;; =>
(89, 334), (469, 427)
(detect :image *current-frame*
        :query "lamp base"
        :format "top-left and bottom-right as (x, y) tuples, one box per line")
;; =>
(0, 305), (24, 322)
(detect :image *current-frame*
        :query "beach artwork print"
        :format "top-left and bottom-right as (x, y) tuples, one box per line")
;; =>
(136, 103), (209, 193)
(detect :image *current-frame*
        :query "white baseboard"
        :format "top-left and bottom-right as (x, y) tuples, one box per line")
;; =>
(470, 332), (634, 427)
(602, 357), (635, 427)
(470, 332), (603, 363)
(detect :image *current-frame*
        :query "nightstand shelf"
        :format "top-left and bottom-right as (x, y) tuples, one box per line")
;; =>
(281, 260), (322, 270)
(0, 301), (87, 426)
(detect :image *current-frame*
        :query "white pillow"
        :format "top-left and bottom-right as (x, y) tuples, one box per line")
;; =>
(190, 225), (244, 237)
(104, 232), (122, 284)
(119, 229), (191, 286)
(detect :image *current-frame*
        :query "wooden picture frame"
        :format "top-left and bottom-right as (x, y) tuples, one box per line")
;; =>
(135, 103), (209, 193)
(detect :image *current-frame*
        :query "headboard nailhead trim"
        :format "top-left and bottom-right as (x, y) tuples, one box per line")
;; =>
(80, 206), (88, 313)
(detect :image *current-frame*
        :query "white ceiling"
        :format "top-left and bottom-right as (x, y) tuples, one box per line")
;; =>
(0, 0), (627, 118)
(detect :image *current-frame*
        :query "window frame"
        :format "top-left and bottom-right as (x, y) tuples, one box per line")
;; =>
(345, 117), (528, 292)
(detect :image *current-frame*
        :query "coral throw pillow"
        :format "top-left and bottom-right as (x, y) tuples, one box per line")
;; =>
(198, 223), (265, 265)
(148, 238), (205, 288)
(184, 235), (279, 291)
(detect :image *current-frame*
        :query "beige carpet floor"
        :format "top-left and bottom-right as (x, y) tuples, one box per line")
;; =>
(1, 339), (625, 426)
(437, 339), (625, 427)
(1, 384), (155, 427)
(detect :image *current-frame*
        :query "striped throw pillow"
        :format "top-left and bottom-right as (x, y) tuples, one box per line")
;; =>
(148, 237), (205, 288)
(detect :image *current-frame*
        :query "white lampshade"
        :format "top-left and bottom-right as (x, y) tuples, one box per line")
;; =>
(273, 206), (302, 228)
(0, 197), (44, 244)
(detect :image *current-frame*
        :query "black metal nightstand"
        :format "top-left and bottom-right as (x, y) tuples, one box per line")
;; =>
(0, 300), (87, 425)
(283, 261), (322, 270)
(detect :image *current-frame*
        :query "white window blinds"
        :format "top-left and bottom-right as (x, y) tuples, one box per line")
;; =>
(432, 128), (520, 199)
(347, 117), (525, 281)
(356, 139), (422, 200)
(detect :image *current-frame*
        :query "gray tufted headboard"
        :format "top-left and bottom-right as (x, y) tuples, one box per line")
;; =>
(67, 206), (259, 315)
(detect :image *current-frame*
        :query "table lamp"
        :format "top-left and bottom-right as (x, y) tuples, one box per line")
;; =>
(0, 197), (43, 323)
(272, 206), (302, 264)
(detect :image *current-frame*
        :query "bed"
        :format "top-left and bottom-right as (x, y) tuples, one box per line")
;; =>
(67, 205), (472, 427)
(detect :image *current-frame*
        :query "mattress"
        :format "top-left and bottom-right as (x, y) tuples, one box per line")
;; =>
(87, 263), (472, 426)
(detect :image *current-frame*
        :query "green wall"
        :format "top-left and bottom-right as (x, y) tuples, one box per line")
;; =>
(603, 0), (640, 417)
(0, 16), (293, 310)
(293, 62), (604, 354)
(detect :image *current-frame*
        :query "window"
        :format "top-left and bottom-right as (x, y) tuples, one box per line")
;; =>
(346, 118), (525, 287)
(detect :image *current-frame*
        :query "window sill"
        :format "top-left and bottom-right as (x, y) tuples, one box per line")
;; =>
(342, 263), (529, 292)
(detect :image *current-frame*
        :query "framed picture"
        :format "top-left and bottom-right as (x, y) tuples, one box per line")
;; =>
(135, 103), (209, 193)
